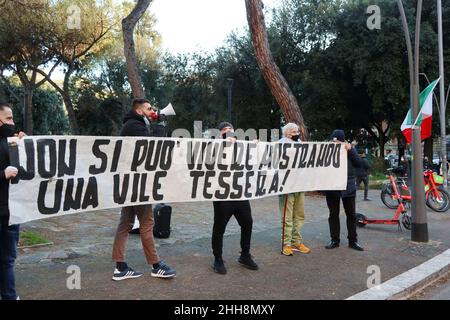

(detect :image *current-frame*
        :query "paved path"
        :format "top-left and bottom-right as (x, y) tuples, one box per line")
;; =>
(15, 190), (450, 299)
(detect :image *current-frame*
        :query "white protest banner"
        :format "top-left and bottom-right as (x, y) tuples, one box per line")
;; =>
(7, 136), (347, 224)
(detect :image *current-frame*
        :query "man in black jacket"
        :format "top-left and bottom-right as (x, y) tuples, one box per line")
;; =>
(211, 122), (258, 274)
(111, 98), (176, 280)
(325, 130), (365, 251)
(0, 102), (25, 300)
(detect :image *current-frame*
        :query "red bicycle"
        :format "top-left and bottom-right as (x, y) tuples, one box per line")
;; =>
(380, 167), (450, 212)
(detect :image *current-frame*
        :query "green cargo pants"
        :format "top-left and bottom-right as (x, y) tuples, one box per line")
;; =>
(279, 192), (305, 246)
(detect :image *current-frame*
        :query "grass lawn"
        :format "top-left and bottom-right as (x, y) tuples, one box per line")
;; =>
(370, 172), (388, 180)
(19, 230), (52, 248)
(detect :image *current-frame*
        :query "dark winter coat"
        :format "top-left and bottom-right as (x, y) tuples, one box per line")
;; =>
(355, 158), (371, 177)
(326, 147), (364, 198)
(120, 110), (150, 137)
(0, 137), (11, 223)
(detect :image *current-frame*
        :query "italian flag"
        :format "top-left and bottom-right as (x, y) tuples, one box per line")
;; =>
(401, 78), (440, 144)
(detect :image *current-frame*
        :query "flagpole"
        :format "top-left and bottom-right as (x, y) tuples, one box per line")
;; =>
(396, 0), (414, 99)
(397, 0), (428, 243)
(437, 0), (447, 188)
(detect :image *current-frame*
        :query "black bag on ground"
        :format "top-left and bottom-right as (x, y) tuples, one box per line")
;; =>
(153, 204), (171, 238)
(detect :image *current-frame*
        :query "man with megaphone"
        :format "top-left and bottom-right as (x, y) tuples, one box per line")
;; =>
(146, 103), (176, 138)
(111, 98), (177, 281)
(128, 102), (177, 246)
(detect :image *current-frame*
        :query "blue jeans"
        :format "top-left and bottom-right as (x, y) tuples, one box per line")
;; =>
(0, 222), (19, 300)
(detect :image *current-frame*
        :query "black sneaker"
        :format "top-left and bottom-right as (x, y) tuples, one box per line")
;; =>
(151, 261), (176, 278)
(112, 267), (143, 281)
(213, 257), (227, 275)
(238, 255), (258, 270)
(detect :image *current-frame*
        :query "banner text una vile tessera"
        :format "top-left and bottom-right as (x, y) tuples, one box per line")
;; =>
(7, 136), (347, 224)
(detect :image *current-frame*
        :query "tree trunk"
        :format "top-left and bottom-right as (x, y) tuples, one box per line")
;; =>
(379, 130), (385, 159)
(423, 137), (433, 160)
(23, 87), (33, 135)
(245, 0), (307, 139)
(14, 67), (39, 135)
(122, 0), (150, 99)
(63, 93), (79, 135)
(63, 66), (79, 135)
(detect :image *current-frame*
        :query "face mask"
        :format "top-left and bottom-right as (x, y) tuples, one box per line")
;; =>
(0, 122), (15, 137)
(291, 134), (300, 142)
(222, 132), (235, 139)
(143, 116), (150, 126)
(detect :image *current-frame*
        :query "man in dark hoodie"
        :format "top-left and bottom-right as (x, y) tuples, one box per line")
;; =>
(111, 98), (176, 280)
(325, 130), (365, 251)
(0, 102), (25, 300)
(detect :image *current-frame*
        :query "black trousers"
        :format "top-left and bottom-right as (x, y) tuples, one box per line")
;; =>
(356, 176), (369, 199)
(325, 196), (358, 243)
(212, 201), (253, 258)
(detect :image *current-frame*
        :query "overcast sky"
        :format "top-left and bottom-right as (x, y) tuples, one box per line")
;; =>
(44, 0), (281, 80)
(151, 0), (281, 54)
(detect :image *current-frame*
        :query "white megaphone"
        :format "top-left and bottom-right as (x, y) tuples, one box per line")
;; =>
(159, 103), (176, 116)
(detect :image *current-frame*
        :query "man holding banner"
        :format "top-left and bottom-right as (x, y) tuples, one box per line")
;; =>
(211, 122), (258, 275)
(0, 102), (24, 300)
(278, 123), (311, 256)
(111, 98), (176, 280)
(325, 130), (364, 251)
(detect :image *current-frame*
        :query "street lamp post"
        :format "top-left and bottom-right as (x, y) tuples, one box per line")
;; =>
(227, 78), (234, 123)
(437, 0), (447, 188)
(397, 0), (428, 242)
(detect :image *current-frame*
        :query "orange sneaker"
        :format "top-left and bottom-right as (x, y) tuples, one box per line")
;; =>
(281, 245), (294, 256)
(292, 243), (311, 254)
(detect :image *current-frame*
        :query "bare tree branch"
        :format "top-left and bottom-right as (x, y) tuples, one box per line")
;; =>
(32, 67), (64, 95)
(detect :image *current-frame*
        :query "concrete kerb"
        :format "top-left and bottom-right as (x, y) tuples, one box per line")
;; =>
(346, 248), (450, 300)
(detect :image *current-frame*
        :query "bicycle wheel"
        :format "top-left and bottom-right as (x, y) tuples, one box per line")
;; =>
(426, 188), (450, 212)
(381, 184), (398, 209)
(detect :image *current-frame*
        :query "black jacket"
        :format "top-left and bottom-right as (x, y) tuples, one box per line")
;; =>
(326, 147), (364, 198)
(120, 110), (150, 137)
(0, 137), (11, 223)
(355, 158), (371, 177)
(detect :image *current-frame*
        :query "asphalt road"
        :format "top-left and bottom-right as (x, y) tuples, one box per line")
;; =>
(14, 190), (450, 300)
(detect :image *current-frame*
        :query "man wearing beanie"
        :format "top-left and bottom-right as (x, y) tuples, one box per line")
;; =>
(325, 129), (365, 251)
(210, 122), (258, 274)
